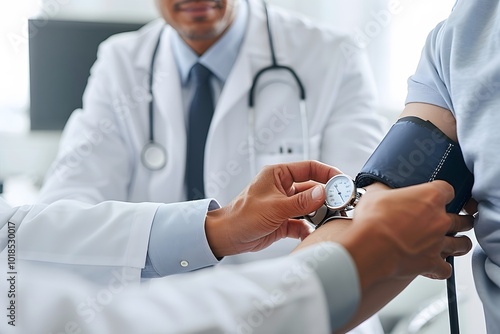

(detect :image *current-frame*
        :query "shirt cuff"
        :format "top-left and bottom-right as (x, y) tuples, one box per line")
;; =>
(143, 199), (221, 277)
(292, 242), (361, 331)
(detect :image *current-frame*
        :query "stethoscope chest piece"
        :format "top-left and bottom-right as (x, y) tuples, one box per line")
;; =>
(141, 142), (167, 171)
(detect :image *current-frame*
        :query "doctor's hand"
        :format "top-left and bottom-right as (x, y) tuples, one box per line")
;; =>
(296, 181), (474, 286)
(205, 161), (340, 258)
(347, 181), (473, 282)
(293, 181), (474, 333)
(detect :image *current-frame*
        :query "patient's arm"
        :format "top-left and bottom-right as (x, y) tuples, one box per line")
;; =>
(336, 102), (470, 333)
(295, 181), (473, 333)
(401, 102), (457, 141)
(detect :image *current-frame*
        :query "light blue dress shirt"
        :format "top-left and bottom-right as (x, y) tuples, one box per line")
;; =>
(143, 199), (221, 277)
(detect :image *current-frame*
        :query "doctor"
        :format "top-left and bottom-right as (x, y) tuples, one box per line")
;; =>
(39, 0), (384, 206)
(38, 0), (384, 331)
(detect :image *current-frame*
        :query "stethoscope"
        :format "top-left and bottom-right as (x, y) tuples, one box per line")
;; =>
(247, 1), (308, 176)
(140, 24), (168, 171)
(141, 1), (308, 171)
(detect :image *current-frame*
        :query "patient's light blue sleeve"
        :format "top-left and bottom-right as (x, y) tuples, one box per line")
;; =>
(142, 199), (221, 278)
(405, 21), (454, 113)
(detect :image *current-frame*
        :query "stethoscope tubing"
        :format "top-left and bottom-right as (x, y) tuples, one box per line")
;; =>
(247, 1), (308, 176)
(141, 27), (167, 171)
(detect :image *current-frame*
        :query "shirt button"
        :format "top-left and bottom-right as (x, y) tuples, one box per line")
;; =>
(180, 260), (189, 268)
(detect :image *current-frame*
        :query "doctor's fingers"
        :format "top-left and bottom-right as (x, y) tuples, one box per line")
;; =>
(280, 219), (313, 241)
(440, 235), (473, 258)
(281, 184), (328, 218)
(423, 259), (453, 280)
(273, 161), (341, 191)
(287, 181), (322, 196)
(423, 236), (472, 280)
(463, 198), (478, 216)
(447, 213), (474, 235)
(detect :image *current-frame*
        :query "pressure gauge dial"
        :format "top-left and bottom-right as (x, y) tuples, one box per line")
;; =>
(324, 174), (359, 211)
(303, 174), (363, 228)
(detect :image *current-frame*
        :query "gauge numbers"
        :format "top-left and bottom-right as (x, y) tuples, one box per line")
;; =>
(325, 174), (356, 210)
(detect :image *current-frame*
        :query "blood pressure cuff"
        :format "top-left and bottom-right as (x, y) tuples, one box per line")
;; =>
(355, 116), (474, 213)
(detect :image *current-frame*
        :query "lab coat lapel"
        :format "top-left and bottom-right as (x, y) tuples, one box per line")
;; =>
(210, 52), (252, 129)
(133, 24), (184, 142)
(204, 0), (276, 204)
(210, 0), (269, 129)
(151, 27), (184, 140)
(138, 26), (187, 191)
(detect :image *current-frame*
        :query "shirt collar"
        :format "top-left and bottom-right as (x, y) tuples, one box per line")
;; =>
(171, 0), (249, 85)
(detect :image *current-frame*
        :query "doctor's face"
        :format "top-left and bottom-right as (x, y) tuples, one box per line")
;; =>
(157, 0), (238, 53)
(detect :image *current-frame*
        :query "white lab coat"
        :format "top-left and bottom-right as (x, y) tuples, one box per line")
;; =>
(0, 198), (329, 333)
(40, 0), (385, 208)
(2, 252), (333, 334)
(0, 198), (381, 333)
(0, 198), (160, 283)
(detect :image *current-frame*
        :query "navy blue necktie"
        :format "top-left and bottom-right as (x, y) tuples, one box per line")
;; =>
(185, 63), (214, 200)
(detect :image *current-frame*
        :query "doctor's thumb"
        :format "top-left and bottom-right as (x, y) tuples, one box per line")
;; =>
(290, 185), (325, 216)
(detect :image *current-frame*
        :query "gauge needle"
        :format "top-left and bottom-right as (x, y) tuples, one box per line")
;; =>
(334, 185), (345, 202)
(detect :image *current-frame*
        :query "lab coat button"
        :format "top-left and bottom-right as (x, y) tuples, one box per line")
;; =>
(180, 260), (189, 267)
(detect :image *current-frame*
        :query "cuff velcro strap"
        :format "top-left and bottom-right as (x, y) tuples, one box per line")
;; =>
(355, 116), (473, 213)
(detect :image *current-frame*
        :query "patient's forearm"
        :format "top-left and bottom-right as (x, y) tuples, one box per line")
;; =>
(336, 278), (414, 333)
